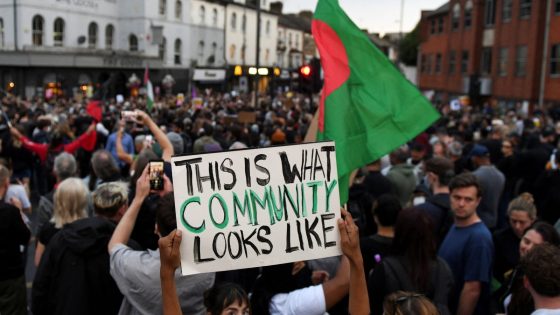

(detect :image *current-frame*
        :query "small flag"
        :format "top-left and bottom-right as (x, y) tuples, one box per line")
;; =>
(144, 65), (154, 112)
(86, 100), (102, 122)
(313, 0), (440, 205)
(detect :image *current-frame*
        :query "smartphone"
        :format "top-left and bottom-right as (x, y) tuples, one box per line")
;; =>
(149, 160), (164, 191)
(121, 110), (137, 121)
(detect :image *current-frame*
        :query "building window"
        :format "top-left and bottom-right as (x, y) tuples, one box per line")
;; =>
(88, 22), (98, 48)
(159, 37), (167, 60)
(430, 19), (436, 34)
(420, 55), (426, 73)
(174, 39), (182, 65)
(129, 34), (138, 52)
(520, 0), (531, 18)
(502, 0), (513, 21)
(498, 48), (508, 76)
(452, 4), (461, 31)
(241, 14), (246, 33)
(212, 9), (218, 26)
(0, 18), (4, 48)
(198, 41), (205, 63)
(230, 44), (236, 60)
(426, 54), (432, 74)
(211, 42), (217, 63)
(461, 51), (469, 74)
(32, 15), (44, 46)
(241, 45), (246, 63)
(266, 20), (270, 35)
(200, 6), (206, 24)
(555, 0), (560, 14)
(438, 17), (444, 33)
(515, 45), (528, 76)
(175, 0), (182, 20)
(265, 48), (270, 63)
(231, 13), (237, 30)
(53, 18), (64, 47)
(435, 54), (442, 73)
(465, 0), (473, 28)
(288, 33), (292, 47)
(448, 51), (456, 74)
(295, 34), (299, 49)
(159, 0), (167, 15)
(484, 0), (496, 27)
(105, 24), (114, 49)
(481, 48), (492, 75)
(551, 44), (560, 75)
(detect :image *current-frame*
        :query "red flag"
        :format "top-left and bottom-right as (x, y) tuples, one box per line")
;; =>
(86, 100), (102, 122)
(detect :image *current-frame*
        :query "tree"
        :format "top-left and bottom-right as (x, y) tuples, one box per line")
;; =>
(399, 23), (420, 66)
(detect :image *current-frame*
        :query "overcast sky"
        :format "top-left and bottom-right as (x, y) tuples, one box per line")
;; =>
(282, 0), (447, 35)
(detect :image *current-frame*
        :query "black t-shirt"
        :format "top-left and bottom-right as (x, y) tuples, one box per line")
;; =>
(360, 234), (393, 277)
(0, 201), (31, 281)
(38, 222), (60, 246)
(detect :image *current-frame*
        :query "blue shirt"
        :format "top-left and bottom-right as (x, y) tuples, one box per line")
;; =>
(105, 132), (134, 169)
(438, 221), (494, 315)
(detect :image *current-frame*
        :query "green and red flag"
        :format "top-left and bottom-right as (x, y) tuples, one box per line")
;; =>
(144, 65), (154, 112)
(313, 0), (440, 205)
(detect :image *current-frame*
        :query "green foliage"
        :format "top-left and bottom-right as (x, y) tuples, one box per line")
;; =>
(399, 23), (420, 66)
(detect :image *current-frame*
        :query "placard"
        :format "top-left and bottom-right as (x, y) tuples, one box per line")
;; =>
(237, 111), (257, 124)
(171, 142), (342, 275)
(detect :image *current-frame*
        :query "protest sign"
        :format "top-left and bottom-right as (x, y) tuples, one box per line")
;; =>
(237, 111), (257, 124)
(171, 142), (342, 275)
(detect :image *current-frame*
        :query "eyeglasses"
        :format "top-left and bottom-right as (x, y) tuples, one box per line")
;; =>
(388, 293), (425, 315)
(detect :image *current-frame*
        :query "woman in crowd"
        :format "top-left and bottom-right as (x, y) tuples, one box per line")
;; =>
(34, 177), (89, 266)
(382, 291), (439, 315)
(502, 221), (560, 315)
(369, 207), (454, 315)
(494, 193), (537, 283)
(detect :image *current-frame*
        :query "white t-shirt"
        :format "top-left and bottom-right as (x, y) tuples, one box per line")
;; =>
(532, 309), (560, 315)
(269, 284), (327, 315)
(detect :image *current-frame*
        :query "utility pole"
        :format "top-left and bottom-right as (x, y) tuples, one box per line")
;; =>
(13, 0), (18, 51)
(538, 0), (552, 109)
(253, 0), (261, 107)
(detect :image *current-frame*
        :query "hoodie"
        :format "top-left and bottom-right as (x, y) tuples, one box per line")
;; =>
(386, 164), (417, 207)
(32, 217), (123, 315)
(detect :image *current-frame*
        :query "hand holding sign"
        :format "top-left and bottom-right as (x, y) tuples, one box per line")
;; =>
(159, 229), (183, 273)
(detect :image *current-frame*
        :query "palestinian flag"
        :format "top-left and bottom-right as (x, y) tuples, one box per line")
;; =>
(313, 0), (440, 205)
(144, 65), (154, 111)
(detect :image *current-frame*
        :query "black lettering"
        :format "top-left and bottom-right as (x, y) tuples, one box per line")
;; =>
(195, 163), (215, 194)
(296, 219), (304, 250)
(279, 151), (302, 183)
(301, 149), (313, 181)
(241, 229), (260, 258)
(220, 158), (236, 190)
(214, 161), (222, 190)
(257, 226), (273, 254)
(304, 217), (322, 249)
(313, 149), (326, 180)
(321, 146), (335, 182)
(321, 213), (337, 248)
(174, 158), (202, 195)
(212, 233), (227, 258)
(227, 232), (243, 259)
(244, 158), (251, 187)
(193, 236), (215, 263)
(254, 154), (270, 186)
(285, 222), (299, 253)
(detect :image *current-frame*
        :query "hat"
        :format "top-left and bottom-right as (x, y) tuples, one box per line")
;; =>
(167, 132), (184, 155)
(469, 144), (489, 157)
(270, 129), (286, 144)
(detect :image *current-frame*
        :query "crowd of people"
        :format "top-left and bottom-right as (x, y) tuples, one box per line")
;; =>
(2, 90), (560, 315)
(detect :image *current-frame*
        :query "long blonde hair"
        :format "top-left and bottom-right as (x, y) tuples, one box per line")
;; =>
(52, 178), (89, 228)
(508, 192), (537, 220)
(383, 291), (439, 315)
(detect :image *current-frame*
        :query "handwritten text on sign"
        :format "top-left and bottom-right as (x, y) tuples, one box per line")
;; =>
(171, 142), (342, 275)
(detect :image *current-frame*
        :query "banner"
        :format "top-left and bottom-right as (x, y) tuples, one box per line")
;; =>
(171, 142), (342, 275)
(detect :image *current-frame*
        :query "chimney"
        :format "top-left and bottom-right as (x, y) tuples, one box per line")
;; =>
(270, 1), (283, 14)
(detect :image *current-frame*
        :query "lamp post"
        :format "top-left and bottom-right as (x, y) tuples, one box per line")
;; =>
(253, 0), (261, 107)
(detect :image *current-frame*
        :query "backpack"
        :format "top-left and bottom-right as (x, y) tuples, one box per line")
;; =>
(427, 195), (454, 244)
(382, 256), (453, 315)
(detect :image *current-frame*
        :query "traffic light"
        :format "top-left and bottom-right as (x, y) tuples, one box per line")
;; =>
(300, 65), (312, 78)
(297, 59), (323, 94)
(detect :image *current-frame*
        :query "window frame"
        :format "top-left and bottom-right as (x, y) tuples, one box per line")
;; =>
(32, 15), (44, 47)
(515, 45), (528, 77)
(53, 18), (65, 47)
(498, 47), (508, 77)
(129, 34), (138, 52)
(551, 44), (560, 76)
(174, 38), (182, 65)
(520, 0), (531, 19)
(88, 22), (98, 49)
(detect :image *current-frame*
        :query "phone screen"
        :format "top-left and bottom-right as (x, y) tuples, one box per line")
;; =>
(149, 160), (164, 190)
(121, 111), (137, 121)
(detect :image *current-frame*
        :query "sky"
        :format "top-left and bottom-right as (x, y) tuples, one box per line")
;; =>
(282, 0), (447, 36)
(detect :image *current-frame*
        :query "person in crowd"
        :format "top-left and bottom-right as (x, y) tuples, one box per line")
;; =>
(369, 207), (454, 315)
(408, 142), (428, 185)
(497, 138), (519, 228)
(34, 177), (89, 266)
(32, 182), (131, 315)
(0, 164), (31, 315)
(360, 194), (401, 276)
(438, 172), (494, 315)
(108, 166), (215, 315)
(382, 291), (439, 315)
(517, 127), (556, 195)
(493, 193), (538, 284)
(84, 149), (121, 191)
(470, 144), (505, 229)
(106, 118), (134, 170)
(501, 222), (560, 315)
(520, 243), (560, 314)
(417, 156), (455, 243)
(386, 147), (417, 207)
(193, 123), (222, 153)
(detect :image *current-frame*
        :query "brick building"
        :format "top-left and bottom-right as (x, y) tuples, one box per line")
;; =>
(418, 0), (560, 107)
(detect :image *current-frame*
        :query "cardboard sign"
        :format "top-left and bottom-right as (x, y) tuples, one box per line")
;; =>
(171, 142), (342, 275)
(237, 111), (257, 124)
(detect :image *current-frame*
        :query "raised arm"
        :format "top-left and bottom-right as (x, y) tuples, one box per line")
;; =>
(116, 121), (134, 165)
(136, 110), (174, 161)
(159, 229), (183, 315)
(108, 165), (150, 252)
(339, 207), (370, 315)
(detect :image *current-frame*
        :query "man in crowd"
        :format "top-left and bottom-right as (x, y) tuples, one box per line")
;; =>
(32, 182), (130, 314)
(521, 243), (560, 314)
(108, 167), (214, 315)
(439, 172), (494, 315)
(386, 147), (416, 207)
(470, 144), (505, 229)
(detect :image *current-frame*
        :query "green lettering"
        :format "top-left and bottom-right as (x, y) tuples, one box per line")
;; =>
(267, 186), (284, 222)
(209, 194), (229, 229)
(325, 180), (338, 213)
(306, 181), (321, 214)
(233, 191), (253, 226)
(250, 189), (271, 225)
(283, 184), (300, 220)
(180, 197), (205, 234)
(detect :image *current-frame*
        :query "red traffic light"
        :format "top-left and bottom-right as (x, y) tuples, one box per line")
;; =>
(300, 65), (312, 78)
